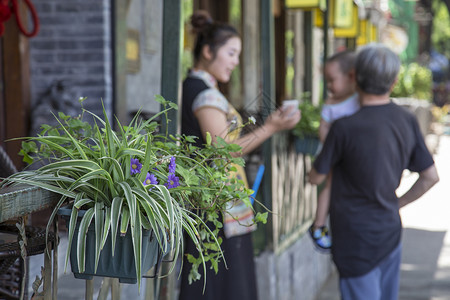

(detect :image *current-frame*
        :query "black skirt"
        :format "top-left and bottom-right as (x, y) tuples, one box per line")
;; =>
(178, 232), (258, 300)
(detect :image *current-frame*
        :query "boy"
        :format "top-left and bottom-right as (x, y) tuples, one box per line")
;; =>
(309, 50), (359, 250)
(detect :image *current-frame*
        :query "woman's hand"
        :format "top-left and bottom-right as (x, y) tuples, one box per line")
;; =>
(265, 106), (301, 133)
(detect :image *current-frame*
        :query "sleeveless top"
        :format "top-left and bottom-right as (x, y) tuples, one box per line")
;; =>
(181, 69), (256, 238)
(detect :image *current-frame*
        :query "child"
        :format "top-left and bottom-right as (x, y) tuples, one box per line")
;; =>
(309, 50), (359, 250)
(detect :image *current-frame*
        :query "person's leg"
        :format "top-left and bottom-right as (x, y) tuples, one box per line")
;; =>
(339, 268), (381, 300)
(339, 243), (402, 300)
(379, 243), (402, 300)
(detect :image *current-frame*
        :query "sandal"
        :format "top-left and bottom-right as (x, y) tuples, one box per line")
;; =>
(308, 225), (332, 252)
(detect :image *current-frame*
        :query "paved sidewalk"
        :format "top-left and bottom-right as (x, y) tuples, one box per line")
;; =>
(316, 134), (450, 300)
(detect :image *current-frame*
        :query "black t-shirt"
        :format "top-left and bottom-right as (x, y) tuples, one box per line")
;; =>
(313, 101), (434, 278)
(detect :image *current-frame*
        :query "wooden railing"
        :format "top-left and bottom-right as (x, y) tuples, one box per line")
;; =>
(271, 133), (317, 253)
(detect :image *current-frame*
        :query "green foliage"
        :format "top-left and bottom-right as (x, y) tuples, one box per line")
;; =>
(432, 0), (450, 58)
(292, 99), (321, 138)
(391, 63), (432, 101)
(2, 96), (265, 288)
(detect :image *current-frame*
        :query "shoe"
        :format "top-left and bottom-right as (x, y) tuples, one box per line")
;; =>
(308, 225), (332, 252)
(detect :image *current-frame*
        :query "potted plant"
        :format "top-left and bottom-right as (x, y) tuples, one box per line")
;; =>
(1, 96), (266, 287)
(292, 99), (322, 155)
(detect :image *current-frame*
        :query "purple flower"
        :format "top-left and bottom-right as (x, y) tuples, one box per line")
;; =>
(130, 158), (142, 175)
(143, 173), (158, 186)
(165, 173), (180, 189)
(168, 156), (176, 173)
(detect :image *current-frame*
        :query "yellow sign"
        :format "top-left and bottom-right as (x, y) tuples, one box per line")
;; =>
(356, 19), (368, 45)
(334, 0), (353, 28)
(370, 23), (378, 42)
(286, 0), (321, 9)
(314, 8), (324, 27)
(334, 4), (358, 38)
(313, 1), (335, 28)
(357, 19), (378, 45)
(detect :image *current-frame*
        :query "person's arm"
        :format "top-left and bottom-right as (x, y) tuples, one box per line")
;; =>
(308, 167), (327, 185)
(318, 119), (331, 143)
(195, 106), (300, 156)
(398, 164), (439, 208)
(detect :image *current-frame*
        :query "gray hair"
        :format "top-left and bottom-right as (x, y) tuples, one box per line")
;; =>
(355, 44), (400, 95)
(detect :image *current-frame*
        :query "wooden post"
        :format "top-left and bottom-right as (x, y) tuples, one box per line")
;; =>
(274, 3), (286, 101)
(322, 0), (330, 101)
(242, 0), (260, 112)
(303, 11), (313, 95)
(113, 1), (128, 126)
(260, 0), (275, 249)
(1, 1), (31, 169)
(160, 0), (182, 136)
(293, 11), (304, 99)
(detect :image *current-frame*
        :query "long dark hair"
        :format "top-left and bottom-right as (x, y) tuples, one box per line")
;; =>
(190, 10), (239, 64)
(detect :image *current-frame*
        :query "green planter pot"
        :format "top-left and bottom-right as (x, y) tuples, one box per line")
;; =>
(58, 206), (164, 284)
(294, 136), (320, 156)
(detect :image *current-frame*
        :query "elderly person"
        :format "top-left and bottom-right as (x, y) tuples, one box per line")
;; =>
(309, 44), (439, 300)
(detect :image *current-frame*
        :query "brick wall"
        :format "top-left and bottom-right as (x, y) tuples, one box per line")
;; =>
(29, 0), (112, 123)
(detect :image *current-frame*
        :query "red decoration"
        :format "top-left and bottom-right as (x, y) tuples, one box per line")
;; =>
(0, 0), (39, 37)
(0, 0), (12, 36)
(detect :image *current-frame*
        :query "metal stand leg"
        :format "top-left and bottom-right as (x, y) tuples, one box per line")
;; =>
(85, 279), (94, 300)
(43, 243), (52, 300)
(144, 268), (155, 300)
(97, 277), (111, 300)
(111, 278), (120, 300)
(52, 217), (59, 300)
(97, 277), (122, 300)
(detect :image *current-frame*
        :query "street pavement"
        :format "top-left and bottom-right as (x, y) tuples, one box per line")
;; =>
(316, 134), (450, 300)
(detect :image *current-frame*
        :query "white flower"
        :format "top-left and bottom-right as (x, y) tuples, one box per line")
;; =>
(248, 116), (256, 124)
(230, 119), (237, 124)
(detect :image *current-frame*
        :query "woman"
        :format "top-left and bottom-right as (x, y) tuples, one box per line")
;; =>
(179, 10), (300, 300)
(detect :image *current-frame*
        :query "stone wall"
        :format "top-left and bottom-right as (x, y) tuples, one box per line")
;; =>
(255, 233), (334, 300)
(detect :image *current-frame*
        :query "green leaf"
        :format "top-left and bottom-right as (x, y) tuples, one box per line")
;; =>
(110, 196), (123, 255)
(64, 196), (82, 272)
(77, 208), (95, 273)
(177, 165), (199, 186)
(94, 201), (105, 272)
(140, 212), (151, 230)
(74, 198), (93, 210)
(254, 212), (268, 224)
(139, 134), (155, 183)
(120, 206), (130, 235)
(225, 143), (242, 153)
(131, 204), (142, 288)
(152, 185), (174, 240)
(101, 206), (111, 249)
(206, 132), (212, 146)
